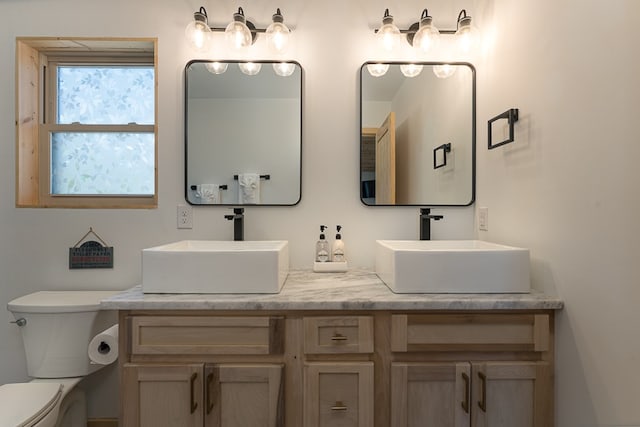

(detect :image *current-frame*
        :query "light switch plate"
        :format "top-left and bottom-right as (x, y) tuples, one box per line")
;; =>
(478, 207), (489, 231)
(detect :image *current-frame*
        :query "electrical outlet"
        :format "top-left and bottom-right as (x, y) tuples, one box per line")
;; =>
(177, 204), (193, 229)
(478, 207), (489, 231)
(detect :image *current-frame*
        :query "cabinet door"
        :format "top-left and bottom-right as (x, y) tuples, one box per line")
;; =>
(206, 364), (284, 427)
(122, 364), (203, 427)
(303, 362), (374, 427)
(391, 362), (471, 427)
(472, 362), (551, 427)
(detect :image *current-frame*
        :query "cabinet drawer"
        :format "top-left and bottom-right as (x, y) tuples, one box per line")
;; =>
(303, 362), (374, 427)
(391, 313), (550, 352)
(303, 316), (374, 354)
(130, 316), (284, 355)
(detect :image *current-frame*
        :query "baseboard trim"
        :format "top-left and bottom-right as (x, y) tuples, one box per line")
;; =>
(87, 419), (118, 427)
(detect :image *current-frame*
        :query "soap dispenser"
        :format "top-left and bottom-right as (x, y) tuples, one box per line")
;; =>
(332, 225), (345, 262)
(315, 225), (330, 262)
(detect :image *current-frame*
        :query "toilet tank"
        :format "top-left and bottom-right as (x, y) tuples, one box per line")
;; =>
(8, 291), (117, 378)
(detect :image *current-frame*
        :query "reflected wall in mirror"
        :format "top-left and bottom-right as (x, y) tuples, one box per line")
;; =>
(185, 60), (302, 205)
(360, 62), (475, 206)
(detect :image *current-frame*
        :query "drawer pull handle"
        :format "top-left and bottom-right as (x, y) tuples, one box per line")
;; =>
(331, 334), (348, 341)
(478, 371), (487, 412)
(331, 401), (348, 411)
(206, 372), (215, 414)
(461, 372), (470, 414)
(189, 372), (198, 414)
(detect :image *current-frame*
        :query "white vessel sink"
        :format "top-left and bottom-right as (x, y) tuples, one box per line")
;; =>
(142, 240), (289, 294)
(375, 240), (530, 293)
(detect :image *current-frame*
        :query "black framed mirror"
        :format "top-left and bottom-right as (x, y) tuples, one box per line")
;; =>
(360, 62), (475, 206)
(185, 60), (302, 205)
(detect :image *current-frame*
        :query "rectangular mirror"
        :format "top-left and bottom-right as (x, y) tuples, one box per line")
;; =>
(360, 62), (475, 206)
(185, 60), (302, 205)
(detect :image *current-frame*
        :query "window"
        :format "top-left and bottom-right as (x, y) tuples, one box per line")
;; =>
(16, 38), (158, 208)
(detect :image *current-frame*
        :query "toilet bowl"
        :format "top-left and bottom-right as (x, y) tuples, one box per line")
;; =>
(1, 291), (116, 427)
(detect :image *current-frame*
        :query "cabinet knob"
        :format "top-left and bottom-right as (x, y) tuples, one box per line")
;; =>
(331, 333), (348, 342)
(331, 401), (348, 411)
(190, 372), (198, 414)
(477, 371), (487, 412)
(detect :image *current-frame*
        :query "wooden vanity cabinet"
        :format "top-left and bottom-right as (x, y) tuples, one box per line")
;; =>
(119, 310), (555, 427)
(389, 313), (553, 427)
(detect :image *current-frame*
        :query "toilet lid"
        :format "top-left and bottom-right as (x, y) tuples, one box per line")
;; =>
(0, 382), (62, 426)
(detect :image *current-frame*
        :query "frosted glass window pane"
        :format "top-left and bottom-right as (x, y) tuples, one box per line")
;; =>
(57, 66), (155, 125)
(51, 132), (155, 195)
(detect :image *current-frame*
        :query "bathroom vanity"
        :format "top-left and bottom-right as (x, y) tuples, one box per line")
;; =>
(103, 269), (563, 427)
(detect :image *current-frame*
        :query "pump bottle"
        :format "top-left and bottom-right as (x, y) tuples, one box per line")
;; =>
(315, 225), (330, 262)
(332, 225), (345, 262)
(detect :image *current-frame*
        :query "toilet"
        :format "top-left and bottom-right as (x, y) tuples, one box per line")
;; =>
(1, 291), (116, 427)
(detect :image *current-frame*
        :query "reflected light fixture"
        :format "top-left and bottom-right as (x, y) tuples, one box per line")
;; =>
(239, 62), (262, 75)
(266, 8), (291, 54)
(273, 62), (295, 76)
(455, 10), (479, 53)
(367, 63), (390, 77)
(225, 7), (254, 50)
(432, 64), (456, 78)
(376, 9), (400, 52)
(400, 63), (423, 77)
(411, 9), (440, 53)
(185, 7), (213, 52)
(205, 62), (228, 74)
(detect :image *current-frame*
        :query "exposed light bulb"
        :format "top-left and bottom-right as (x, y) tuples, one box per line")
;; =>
(185, 7), (212, 52)
(205, 62), (228, 74)
(273, 62), (295, 77)
(400, 64), (423, 78)
(376, 9), (400, 52)
(412, 9), (440, 53)
(225, 7), (253, 50)
(239, 62), (262, 76)
(367, 63), (389, 77)
(455, 11), (479, 53)
(266, 9), (291, 55)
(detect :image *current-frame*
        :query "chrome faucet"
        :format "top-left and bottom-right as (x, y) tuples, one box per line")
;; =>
(420, 208), (443, 240)
(224, 208), (244, 241)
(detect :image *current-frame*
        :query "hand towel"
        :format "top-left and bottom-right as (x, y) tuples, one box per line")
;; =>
(195, 184), (221, 204)
(238, 173), (260, 204)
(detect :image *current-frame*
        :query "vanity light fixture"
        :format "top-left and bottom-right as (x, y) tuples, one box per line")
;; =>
(376, 9), (401, 52)
(238, 62), (262, 75)
(374, 8), (478, 55)
(186, 6), (292, 54)
(266, 9), (291, 54)
(455, 10), (479, 53)
(411, 9), (440, 53)
(185, 7), (213, 52)
(273, 62), (296, 76)
(225, 7), (254, 50)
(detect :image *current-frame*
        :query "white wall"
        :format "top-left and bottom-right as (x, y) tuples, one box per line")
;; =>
(4, 0), (638, 425)
(475, 0), (640, 425)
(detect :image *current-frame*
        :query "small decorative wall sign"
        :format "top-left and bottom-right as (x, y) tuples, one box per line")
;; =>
(69, 227), (114, 269)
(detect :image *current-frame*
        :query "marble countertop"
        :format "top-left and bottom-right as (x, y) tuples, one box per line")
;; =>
(101, 269), (564, 311)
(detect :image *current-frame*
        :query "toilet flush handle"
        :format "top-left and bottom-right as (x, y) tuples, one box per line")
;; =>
(10, 318), (26, 327)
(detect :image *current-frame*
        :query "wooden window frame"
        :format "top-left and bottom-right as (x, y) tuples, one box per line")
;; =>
(15, 37), (158, 208)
